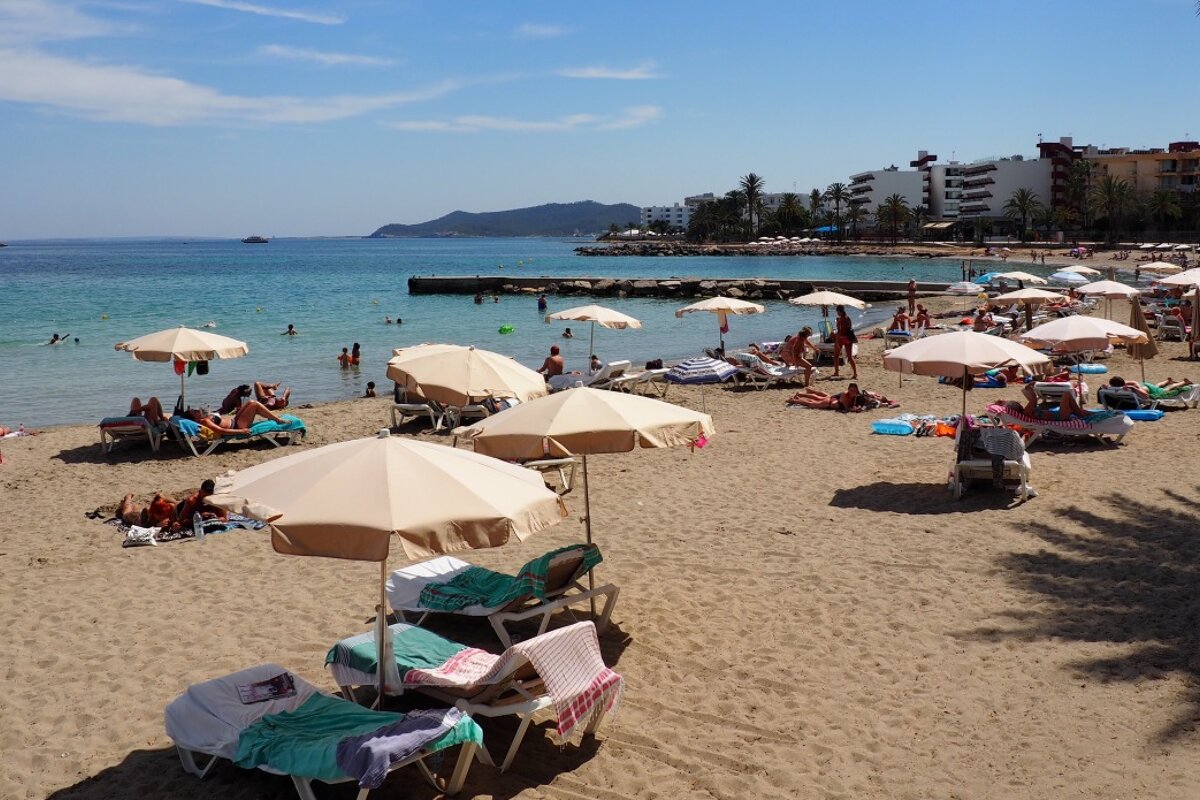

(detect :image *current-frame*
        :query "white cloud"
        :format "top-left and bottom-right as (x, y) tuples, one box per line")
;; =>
(0, 47), (459, 125)
(258, 44), (395, 67)
(0, 0), (125, 44)
(181, 0), (344, 26)
(558, 61), (660, 80)
(515, 22), (567, 39)
(385, 105), (663, 134)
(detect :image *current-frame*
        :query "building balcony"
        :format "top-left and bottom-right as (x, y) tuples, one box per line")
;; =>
(962, 190), (992, 200)
(962, 177), (995, 188)
(963, 163), (998, 176)
(959, 201), (990, 213)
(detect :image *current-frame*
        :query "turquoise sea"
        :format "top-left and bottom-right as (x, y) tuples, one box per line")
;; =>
(0, 237), (999, 428)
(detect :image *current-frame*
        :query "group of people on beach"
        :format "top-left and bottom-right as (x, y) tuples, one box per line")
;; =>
(116, 478), (225, 533)
(126, 378), (292, 438)
(337, 343), (361, 368)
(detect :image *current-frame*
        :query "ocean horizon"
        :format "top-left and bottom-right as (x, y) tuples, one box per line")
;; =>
(1, 236), (1005, 428)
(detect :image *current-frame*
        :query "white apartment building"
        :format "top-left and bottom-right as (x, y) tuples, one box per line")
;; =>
(926, 163), (964, 220)
(639, 203), (692, 231)
(848, 166), (922, 221)
(957, 155), (1052, 221)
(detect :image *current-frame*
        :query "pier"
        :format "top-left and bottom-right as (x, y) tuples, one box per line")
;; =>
(407, 275), (950, 302)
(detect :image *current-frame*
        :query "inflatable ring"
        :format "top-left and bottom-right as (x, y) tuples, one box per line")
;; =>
(498, 324), (515, 334)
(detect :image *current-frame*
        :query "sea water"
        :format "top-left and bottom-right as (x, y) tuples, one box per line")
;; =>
(0, 237), (999, 427)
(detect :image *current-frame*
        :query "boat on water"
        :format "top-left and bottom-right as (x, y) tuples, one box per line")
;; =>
(241, 235), (269, 244)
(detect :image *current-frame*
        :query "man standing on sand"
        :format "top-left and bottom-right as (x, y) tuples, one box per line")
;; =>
(906, 279), (917, 316)
(538, 345), (564, 379)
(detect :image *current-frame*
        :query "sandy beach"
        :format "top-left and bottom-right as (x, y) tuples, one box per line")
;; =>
(4, 296), (1200, 800)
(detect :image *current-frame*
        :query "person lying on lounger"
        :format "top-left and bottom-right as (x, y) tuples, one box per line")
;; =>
(1108, 375), (1193, 400)
(1004, 383), (1086, 421)
(184, 400), (287, 437)
(129, 396), (171, 425)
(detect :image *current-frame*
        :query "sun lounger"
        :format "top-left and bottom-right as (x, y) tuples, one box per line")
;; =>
(387, 544), (618, 648)
(986, 403), (1133, 446)
(98, 416), (167, 454)
(390, 401), (446, 431)
(548, 360), (631, 392)
(164, 663), (479, 799)
(950, 421), (1033, 500)
(522, 456), (578, 494)
(1099, 384), (1199, 411)
(170, 415), (306, 457)
(1157, 315), (1187, 341)
(326, 620), (621, 772)
(1033, 380), (1089, 405)
(609, 367), (670, 396)
(731, 353), (803, 390)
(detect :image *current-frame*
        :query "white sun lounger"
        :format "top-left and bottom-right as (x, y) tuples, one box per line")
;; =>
(988, 403), (1133, 446)
(164, 663), (477, 799)
(950, 423), (1033, 500)
(98, 416), (166, 454)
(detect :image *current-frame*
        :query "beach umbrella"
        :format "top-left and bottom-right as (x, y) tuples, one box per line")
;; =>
(989, 288), (1066, 331)
(788, 290), (868, 311)
(1050, 270), (1089, 285)
(947, 281), (983, 295)
(1175, 244), (1192, 251)
(882, 331), (1052, 415)
(1141, 263), (1183, 275)
(114, 325), (249, 407)
(1078, 279), (1141, 319)
(675, 296), (765, 351)
(1127, 299), (1158, 381)
(1059, 265), (1103, 276)
(995, 271), (1048, 285)
(454, 387), (713, 602)
(1139, 243), (1157, 250)
(1154, 268), (1200, 287)
(1019, 315), (1148, 401)
(387, 344), (547, 407)
(211, 430), (567, 696)
(1157, 243), (1174, 250)
(545, 304), (642, 361)
(663, 357), (738, 385)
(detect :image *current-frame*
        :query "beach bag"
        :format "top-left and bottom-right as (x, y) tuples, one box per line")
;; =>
(645, 358), (663, 370)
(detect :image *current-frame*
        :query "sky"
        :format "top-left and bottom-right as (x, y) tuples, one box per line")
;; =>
(1, 0), (1197, 238)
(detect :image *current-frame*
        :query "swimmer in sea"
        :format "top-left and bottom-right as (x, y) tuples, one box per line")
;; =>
(47, 332), (70, 345)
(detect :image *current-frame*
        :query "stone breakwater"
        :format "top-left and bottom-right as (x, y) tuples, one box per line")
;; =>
(407, 274), (948, 303)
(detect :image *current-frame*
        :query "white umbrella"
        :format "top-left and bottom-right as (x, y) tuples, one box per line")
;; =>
(995, 271), (1048, 285)
(1141, 263), (1183, 275)
(1050, 270), (1089, 285)
(882, 331), (1052, 415)
(1139, 243), (1157, 250)
(387, 344), (548, 406)
(545, 304), (642, 361)
(1019, 315), (1148, 398)
(1059, 265), (1103, 276)
(1077, 279), (1140, 298)
(1156, 243), (1174, 250)
(989, 288), (1067, 331)
(114, 325), (249, 407)
(1156, 268), (1200, 287)
(1175, 244), (1192, 251)
(675, 296), (765, 351)
(212, 430), (566, 695)
(788, 290), (868, 311)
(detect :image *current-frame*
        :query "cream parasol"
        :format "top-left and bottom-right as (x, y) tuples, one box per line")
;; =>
(882, 331), (1052, 415)
(544, 304), (642, 359)
(114, 325), (249, 407)
(1019, 316), (1149, 400)
(1058, 265), (1102, 276)
(387, 344), (548, 407)
(787, 290), (868, 311)
(994, 271), (1049, 285)
(1154, 267), (1200, 287)
(1127, 299), (1159, 381)
(989, 288), (1067, 331)
(1077, 279), (1141, 319)
(675, 296), (765, 351)
(211, 430), (567, 696)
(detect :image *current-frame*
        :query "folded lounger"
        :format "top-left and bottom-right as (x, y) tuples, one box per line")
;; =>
(388, 543), (619, 648)
(950, 422), (1033, 500)
(327, 620), (622, 772)
(171, 415), (306, 457)
(986, 403), (1133, 446)
(98, 416), (166, 454)
(164, 663), (480, 799)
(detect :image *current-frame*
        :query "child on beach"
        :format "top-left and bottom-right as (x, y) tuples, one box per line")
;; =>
(338, 347), (352, 368)
(364, 382), (377, 398)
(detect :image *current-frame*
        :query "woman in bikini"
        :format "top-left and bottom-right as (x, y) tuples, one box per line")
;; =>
(781, 327), (817, 387)
(832, 306), (858, 380)
(185, 400), (287, 436)
(787, 383), (866, 412)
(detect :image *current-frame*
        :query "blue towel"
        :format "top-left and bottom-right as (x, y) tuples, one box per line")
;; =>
(335, 707), (465, 789)
(248, 415), (306, 436)
(173, 417), (202, 437)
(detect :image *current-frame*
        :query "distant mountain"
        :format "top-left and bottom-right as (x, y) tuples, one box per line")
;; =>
(369, 200), (640, 238)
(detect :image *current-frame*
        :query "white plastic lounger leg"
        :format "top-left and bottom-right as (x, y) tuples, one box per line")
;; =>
(444, 742), (476, 794)
(176, 746), (220, 779)
(290, 775), (320, 800)
(500, 714), (536, 773)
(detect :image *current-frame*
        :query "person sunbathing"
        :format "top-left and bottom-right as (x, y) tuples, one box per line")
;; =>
(913, 305), (931, 330)
(218, 384), (252, 414)
(787, 383), (868, 412)
(1109, 375), (1192, 400)
(889, 307), (911, 332)
(747, 343), (782, 366)
(1007, 382), (1086, 421)
(129, 396), (170, 425)
(117, 492), (178, 528)
(175, 479), (227, 531)
(254, 381), (291, 410)
(184, 400), (287, 436)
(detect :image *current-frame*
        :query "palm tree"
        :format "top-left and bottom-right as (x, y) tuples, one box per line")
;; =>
(1088, 175), (1134, 243)
(908, 204), (929, 241)
(774, 192), (807, 235)
(845, 204), (867, 241)
(824, 182), (850, 241)
(1002, 188), (1045, 241)
(877, 194), (910, 244)
(1145, 189), (1182, 234)
(739, 173), (765, 240)
(1067, 159), (1093, 227)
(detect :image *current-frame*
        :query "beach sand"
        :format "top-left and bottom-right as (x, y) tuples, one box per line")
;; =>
(3, 297), (1200, 799)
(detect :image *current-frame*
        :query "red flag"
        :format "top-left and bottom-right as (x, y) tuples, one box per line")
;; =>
(718, 310), (729, 335)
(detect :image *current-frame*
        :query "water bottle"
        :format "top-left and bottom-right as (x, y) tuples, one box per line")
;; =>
(193, 512), (206, 543)
(17, 423), (24, 436)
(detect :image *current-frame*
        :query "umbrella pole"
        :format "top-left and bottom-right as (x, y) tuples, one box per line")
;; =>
(582, 454), (598, 618)
(377, 558), (387, 705)
(180, 370), (186, 410)
(590, 321), (596, 362)
(961, 368), (967, 418)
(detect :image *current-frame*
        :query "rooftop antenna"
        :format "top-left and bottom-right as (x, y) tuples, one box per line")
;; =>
(1037, 132), (1043, 143)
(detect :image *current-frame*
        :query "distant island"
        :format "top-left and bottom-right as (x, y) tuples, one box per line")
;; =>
(369, 200), (640, 238)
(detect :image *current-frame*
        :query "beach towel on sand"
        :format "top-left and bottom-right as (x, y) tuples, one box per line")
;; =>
(418, 544), (602, 612)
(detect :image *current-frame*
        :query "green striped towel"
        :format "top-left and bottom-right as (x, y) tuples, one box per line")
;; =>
(418, 544), (602, 613)
(325, 623), (466, 674)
